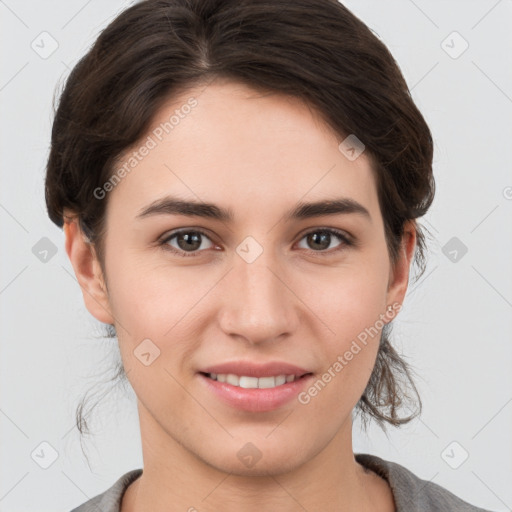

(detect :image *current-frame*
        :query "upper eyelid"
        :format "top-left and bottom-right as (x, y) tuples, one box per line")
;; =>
(159, 227), (214, 243)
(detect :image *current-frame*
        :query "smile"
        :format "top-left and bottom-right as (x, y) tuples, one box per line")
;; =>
(198, 372), (314, 412)
(205, 373), (298, 388)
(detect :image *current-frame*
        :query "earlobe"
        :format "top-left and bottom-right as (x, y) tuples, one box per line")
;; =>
(63, 218), (114, 325)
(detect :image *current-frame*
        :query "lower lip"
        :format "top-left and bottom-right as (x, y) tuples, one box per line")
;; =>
(198, 373), (314, 412)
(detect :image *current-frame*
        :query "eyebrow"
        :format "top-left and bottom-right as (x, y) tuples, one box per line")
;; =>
(136, 195), (371, 222)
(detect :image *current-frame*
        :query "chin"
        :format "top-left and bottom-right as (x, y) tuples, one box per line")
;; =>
(200, 439), (310, 477)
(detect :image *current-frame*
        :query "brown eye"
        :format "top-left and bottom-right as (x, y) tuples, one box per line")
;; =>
(297, 229), (352, 254)
(160, 229), (214, 257)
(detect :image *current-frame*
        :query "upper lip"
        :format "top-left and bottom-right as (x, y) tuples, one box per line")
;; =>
(199, 361), (312, 378)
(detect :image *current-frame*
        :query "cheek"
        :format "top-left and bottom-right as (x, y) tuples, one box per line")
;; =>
(295, 269), (388, 418)
(306, 256), (390, 340)
(104, 255), (211, 374)
(296, 255), (389, 406)
(105, 250), (190, 328)
(105, 259), (199, 405)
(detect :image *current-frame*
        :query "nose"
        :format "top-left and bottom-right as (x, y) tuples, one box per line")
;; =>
(217, 250), (299, 346)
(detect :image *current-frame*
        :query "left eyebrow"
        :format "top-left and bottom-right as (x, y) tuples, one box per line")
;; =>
(285, 198), (371, 222)
(135, 195), (371, 222)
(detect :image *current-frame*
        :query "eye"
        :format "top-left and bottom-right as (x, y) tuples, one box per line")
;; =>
(297, 228), (353, 254)
(159, 229), (214, 257)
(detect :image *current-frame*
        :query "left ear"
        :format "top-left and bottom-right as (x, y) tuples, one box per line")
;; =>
(386, 220), (417, 309)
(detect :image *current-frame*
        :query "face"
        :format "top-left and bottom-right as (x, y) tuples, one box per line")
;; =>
(67, 78), (415, 477)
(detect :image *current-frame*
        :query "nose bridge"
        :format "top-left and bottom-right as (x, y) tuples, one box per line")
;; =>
(238, 251), (280, 300)
(233, 232), (276, 279)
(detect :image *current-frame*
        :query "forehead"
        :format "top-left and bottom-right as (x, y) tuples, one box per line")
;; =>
(107, 79), (379, 222)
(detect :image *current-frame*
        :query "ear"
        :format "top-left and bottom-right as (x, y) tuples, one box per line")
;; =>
(63, 213), (114, 325)
(385, 220), (417, 310)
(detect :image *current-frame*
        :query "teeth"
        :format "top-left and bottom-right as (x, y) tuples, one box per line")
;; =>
(226, 374), (239, 386)
(275, 375), (287, 385)
(208, 373), (297, 388)
(257, 376), (276, 388)
(240, 376), (260, 388)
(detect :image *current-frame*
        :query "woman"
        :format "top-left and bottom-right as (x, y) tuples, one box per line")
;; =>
(45, 0), (494, 510)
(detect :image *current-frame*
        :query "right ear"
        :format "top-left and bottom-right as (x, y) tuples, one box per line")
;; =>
(63, 212), (114, 325)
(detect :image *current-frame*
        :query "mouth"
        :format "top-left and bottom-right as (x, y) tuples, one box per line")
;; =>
(197, 371), (315, 412)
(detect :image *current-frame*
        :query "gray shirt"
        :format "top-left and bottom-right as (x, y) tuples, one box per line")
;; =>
(70, 453), (494, 511)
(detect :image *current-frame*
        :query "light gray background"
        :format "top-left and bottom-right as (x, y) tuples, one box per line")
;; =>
(1, 1), (511, 511)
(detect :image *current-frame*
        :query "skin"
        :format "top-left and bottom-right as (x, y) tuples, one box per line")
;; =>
(64, 77), (416, 512)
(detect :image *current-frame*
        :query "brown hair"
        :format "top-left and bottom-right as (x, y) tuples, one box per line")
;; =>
(45, 0), (434, 437)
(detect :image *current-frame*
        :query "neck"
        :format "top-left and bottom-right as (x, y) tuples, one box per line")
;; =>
(121, 401), (394, 512)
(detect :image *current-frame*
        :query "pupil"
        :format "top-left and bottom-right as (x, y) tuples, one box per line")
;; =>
(309, 231), (330, 250)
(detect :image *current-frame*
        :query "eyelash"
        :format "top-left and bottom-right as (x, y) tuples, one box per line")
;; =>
(158, 228), (354, 258)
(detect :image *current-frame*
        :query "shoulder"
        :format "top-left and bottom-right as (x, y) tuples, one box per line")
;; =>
(355, 453), (495, 512)
(70, 469), (143, 512)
